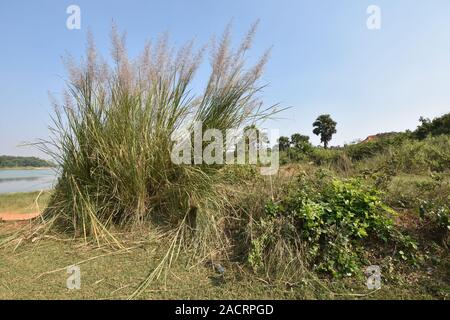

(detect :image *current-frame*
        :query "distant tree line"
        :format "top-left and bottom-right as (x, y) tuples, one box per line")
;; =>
(276, 114), (337, 161)
(414, 113), (450, 139)
(0, 155), (55, 168)
(278, 114), (338, 152)
(276, 112), (449, 165)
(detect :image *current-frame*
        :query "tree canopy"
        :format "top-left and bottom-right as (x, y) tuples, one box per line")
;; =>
(290, 133), (312, 152)
(312, 114), (337, 149)
(414, 113), (450, 139)
(277, 136), (290, 151)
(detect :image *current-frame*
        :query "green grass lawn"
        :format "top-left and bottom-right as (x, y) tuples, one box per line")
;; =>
(0, 191), (51, 214)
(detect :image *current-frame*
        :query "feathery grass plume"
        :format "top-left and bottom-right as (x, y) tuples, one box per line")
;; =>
(0, 23), (278, 296)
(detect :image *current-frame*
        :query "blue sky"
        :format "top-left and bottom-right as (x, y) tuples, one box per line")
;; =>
(1, 0), (449, 157)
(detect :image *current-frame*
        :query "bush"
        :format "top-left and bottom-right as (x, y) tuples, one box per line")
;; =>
(309, 148), (342, 165)
(308, 148), (352, 173)
(386, 173), (449, 244)
(248, 171), (416, 277)
(38, 25), (274, 244)
(344, 133), (408, 161)
(219, 164), (260, 184)
(358, 135), (450, 180)
(414, 113), (450, 139)
(389, 136), (450, 173)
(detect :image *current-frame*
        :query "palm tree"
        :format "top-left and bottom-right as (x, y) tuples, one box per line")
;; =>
(312, 114), (337, 149)
(277, 136), (290, 152)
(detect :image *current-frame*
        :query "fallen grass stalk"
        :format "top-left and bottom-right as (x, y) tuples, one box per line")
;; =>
(36, 245), (139, 279)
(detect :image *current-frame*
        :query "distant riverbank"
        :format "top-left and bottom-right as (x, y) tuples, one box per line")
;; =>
(0, 155), (55, 169)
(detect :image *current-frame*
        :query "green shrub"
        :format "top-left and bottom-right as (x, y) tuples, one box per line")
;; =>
(219, 164), (259, 184)
(308, 148), (352, 173)
(419, 199), (449, 244)
(37, 25), (275, 244)
(309, 148), (341, 164)
(387, 173), (449, 244)
(358, 135), (450, 177)
(389, 136), (450, 173)
(414, 113), (450, 139)
(345, 133), (408, 161)
(278, 147), (313, 165)
(248, 171), (416, 277)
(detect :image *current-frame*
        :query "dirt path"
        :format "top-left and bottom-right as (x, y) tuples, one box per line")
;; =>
(0, 212), (41, 221)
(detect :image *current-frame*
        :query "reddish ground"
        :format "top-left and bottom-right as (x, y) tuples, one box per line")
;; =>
(0, 212), (41, 221)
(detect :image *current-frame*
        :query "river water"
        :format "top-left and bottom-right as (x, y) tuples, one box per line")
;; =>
(0, 169), (58, 194)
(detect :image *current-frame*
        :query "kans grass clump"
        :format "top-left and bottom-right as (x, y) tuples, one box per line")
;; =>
(1, 23), (276, 296)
